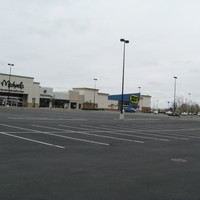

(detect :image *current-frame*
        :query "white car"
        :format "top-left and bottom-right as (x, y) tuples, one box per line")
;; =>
(181, 112), (188, 116)
(166, 111), (172, 115)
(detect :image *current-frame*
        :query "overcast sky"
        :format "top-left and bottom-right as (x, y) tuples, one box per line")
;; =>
(1, 0), (200, 108)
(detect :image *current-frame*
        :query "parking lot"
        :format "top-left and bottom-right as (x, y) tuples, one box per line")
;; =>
(1, 108), (200, 200)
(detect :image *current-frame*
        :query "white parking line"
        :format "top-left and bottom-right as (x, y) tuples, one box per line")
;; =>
(60, 125), (169, 142)
(32, 124), (144, 144)
(0, 124), (109, 146)
(114, 118), (160, 121)
(129, 128), (198, 140)
(102, 125), (189, 141)
(126, 124), (200, 134)
(7, 117), (88, 121)
(0, 131), (65, 149)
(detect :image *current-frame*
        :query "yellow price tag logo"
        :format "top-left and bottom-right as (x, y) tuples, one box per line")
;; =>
(130, 95), (139, 104)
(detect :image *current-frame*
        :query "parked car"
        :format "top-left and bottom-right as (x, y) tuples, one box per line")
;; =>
(153, 110), (159, 114)
(168, 112), (180, 117)
(166, 111), (172, 115)
(124, 108), (136, 113)
(181, 112), (188, 116)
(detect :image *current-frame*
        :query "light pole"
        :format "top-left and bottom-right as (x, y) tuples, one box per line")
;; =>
(156, 100), (159, 112)
(138, 87), (141, 111)
(7, 63), (14, 106)
(93, 78), (97, 109)
(138, 87), (141, 94)
(120, 38), (129, 119)
(188, 93), (191, 113)
(173, 76), (178, 113)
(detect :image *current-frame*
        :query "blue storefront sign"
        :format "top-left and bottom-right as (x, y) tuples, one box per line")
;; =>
(108, 93), (140, 109)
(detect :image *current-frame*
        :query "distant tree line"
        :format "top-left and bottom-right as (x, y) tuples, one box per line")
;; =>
(170, 96), (200, 114)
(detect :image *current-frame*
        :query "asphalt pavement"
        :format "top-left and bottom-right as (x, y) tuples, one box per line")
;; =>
(0, 107), (200, 200)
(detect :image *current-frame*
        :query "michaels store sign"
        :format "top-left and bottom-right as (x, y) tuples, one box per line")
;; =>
(0, 79), (25, 93)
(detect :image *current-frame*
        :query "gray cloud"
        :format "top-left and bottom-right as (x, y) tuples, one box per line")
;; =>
(1, 0), (200, 108)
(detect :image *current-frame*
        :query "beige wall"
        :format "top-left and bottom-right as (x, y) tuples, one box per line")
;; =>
(73, 88), (118, 109)
(53, 91), (69, 100)
(69, 90), (80, 101)
(138, 95), (151, 112)
(97, 93), (108, 108)
(69, 90), (84, 109)
(73, 88), (98, 103)
(98, 93), (118, 109)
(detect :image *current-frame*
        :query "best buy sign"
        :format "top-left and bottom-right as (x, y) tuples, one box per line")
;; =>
(130, 95), (139, 104)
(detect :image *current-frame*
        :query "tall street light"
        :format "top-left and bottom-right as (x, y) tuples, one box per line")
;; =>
(168, 101), (170, 110)
(93, 78), (97, 109)
(188, 93), (191, 113)
(173, 76), (178, 113)
(138, 86), (141, 94)
(8, 63), (14, 106)
(120, 38), (129, 119)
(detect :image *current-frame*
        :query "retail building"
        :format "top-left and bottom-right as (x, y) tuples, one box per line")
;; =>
(0, 73), (40, 107)
(109, 93), (151, 112)
(40, 87), (53, 108)
(72, 88), (118, 110)
(0, 73), (151, 111)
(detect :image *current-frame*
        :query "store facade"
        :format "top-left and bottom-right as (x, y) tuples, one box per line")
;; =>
(0, 73), (151, 111)
(73, 88), (118, 110)
(108, 93), (151, 112)
(40, 87), (53, 108)
(0, 73), (40, 107)
(108, 93), (141, 110)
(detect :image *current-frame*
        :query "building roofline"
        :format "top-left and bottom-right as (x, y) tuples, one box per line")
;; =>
(73, 87), (99, 91)
(141, 95), (151, 97)
(53, 91), (68, 93)
(98, 92), (109, 95)
(34, 82), (40, 85)
(0, 73), (34, 80)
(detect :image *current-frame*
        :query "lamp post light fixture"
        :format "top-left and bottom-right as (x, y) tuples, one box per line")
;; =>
(173, 76), (178, 113)
(156, 100), (159, 110)
(120, 38), (129, 119)
(168, 101), (170, 110)
(7, 63), (14, 106)
(188, 93), (191, 113)
(138, 87), (141, 94)
(93, 78), (97, 109)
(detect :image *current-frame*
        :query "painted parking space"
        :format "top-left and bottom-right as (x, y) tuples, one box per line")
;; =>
(1, 115), (200, 149)
(1, 108), (200, 200)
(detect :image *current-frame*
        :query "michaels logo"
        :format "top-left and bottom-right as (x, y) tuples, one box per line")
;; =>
(1, 80), (24, 89)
